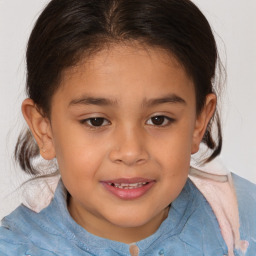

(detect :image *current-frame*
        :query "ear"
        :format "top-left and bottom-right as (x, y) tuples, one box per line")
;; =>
(22, 98), (56, 160)
(191, 93), (217, 154)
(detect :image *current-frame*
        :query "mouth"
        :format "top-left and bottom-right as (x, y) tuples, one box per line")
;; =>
(101, 178), (155, 200)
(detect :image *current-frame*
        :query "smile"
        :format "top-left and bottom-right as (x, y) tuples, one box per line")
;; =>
(102, 178), (155, 200)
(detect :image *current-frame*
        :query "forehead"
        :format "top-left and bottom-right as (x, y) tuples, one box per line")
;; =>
(55, 43), (195, 106)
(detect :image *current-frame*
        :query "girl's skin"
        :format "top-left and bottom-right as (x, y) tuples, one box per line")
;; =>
(21, 43), (216, 243)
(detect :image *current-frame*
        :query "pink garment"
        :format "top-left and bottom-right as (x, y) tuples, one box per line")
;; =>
(190, 158), (249, 256)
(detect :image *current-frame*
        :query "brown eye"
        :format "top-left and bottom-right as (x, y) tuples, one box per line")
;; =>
(146, 115), (175, 126)
(81, 117), (110, 127)
(89, 118), (105, 126)
(151, 116), (165, 125)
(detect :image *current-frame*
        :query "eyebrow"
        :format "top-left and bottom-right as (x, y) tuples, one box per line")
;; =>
(69, 96), (118, 107)
(142, 94), (186, 107)
(68, 94), (186, 108)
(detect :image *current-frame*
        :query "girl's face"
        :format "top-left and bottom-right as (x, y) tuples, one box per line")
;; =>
(24, 43), (215, 243)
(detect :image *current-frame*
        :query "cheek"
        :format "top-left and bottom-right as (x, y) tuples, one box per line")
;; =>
(158, 135), (192, 203)
(151, 124), (194, 161)
(149, 121), (194, 185)
(52, 125), (107, 181)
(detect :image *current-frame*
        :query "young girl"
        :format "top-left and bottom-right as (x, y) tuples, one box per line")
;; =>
(0, 0), (255, 255)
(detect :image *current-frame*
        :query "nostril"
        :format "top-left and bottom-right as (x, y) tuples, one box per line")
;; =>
(109, 150), (149, 166)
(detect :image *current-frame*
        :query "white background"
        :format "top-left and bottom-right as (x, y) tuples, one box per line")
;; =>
(0, 0), (255, 220)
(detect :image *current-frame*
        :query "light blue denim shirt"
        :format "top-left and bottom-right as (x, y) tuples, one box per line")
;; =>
(0, 173), (255, 256)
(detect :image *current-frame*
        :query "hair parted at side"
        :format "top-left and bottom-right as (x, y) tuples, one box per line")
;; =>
(15, 0), (223, 176)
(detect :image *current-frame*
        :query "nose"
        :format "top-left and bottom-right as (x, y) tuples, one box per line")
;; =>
(109, 125), (149, 166)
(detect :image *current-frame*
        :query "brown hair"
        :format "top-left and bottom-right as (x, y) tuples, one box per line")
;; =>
(15, 0), (223, 176)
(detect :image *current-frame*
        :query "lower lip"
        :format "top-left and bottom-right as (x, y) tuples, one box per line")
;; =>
(101, 181), (155, 200)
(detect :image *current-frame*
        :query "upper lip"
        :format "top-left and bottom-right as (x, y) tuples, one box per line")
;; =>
(102, 177), (155, 184)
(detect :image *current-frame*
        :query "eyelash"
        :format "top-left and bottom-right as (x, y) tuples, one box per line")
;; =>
(146, 115), (175, 127)
(80, 115), (175, 129)
(80, 118), (110, 129)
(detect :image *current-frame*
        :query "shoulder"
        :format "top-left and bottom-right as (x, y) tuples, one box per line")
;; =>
(0, 205), (58, 256)
(232, 173), (256, 253)
(0, 180), (89, 255)
(187, 172), (256, 255)
(0, 180), (70, 255)
(232, 173), (256, 212)
(0, 226), (56, 256)
(232, 172), (256, 195)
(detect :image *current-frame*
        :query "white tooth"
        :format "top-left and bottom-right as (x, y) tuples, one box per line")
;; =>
(112, 181), (149, 189)
(109, 181), (148, 188)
